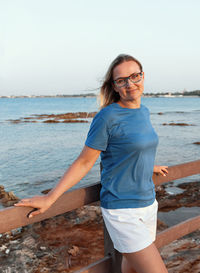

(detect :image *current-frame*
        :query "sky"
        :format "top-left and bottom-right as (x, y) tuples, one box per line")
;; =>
(1, 0), (200, 96)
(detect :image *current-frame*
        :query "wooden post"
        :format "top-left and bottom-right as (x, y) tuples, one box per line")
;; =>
(100, 162), (122, 273)
(73, 255), (112, 273)
(103, 222), (122, 273)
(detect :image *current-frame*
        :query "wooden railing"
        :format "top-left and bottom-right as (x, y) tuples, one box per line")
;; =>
(0, 159), (200, 273)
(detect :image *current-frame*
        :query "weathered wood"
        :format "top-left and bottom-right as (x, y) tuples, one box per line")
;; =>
(73, 255), (112, 273)
(155, 215), (200, 248)
(0, 182), (101, 233)
(153, 159), (200, 185)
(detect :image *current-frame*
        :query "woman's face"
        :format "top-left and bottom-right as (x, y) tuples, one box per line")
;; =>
(112, 61), (144, 104)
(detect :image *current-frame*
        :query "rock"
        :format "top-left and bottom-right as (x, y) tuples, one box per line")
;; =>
(157, 219), (168, 231)
(0, 189), (19, 207)
(62, 119), (88, 123)
(41, 188), (51, 194)
(162, 122), (194, 126)
(8, 111), (97, 124)
(160, 230), (200, 273)
(3, 200), (18, 207)
(68, 245), (80, 256)
(156, 185), (167, 197)
(0, 245), (7, 251)
(10, 119), (21, 124)
(11, 228), (23, 236)
(22, 236), (36, 248)
(5, 249), (10, 254)
(158, 199), (181, 211)
(156, 181), (200, 211)
(193, 142), (200, 145)
(39, 246), (47, 251)
(43, 119), (60, 123)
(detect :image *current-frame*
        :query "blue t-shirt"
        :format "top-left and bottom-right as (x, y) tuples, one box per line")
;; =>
(85, 103), (159, 209)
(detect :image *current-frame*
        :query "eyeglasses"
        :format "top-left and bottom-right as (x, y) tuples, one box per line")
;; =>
(113, 72), (143, 88)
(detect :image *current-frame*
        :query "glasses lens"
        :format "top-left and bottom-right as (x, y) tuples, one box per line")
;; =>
(130, 73), (142, 83)
(115, 79), (126, 87)
(114, 73), (142, 87)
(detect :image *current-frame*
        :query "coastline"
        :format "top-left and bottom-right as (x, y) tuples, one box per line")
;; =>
(0, 92), (200, 99)
(0, 95), (199, 99)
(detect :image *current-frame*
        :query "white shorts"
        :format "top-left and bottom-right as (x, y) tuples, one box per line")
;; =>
(101, 199), (158, 253)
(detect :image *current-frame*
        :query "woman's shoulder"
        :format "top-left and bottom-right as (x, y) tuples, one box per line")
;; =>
(95, 103), (116, 121)
(141, 104), (150, 115)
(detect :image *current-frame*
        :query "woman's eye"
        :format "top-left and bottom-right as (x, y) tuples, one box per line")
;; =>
(116, 79), (125, 84)
(130, 74), (138, 80)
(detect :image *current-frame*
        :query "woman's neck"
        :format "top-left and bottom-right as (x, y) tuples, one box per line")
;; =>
(117, 98), (141, 109)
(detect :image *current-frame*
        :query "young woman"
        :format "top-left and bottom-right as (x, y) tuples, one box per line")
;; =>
(15, 54), (168, 273)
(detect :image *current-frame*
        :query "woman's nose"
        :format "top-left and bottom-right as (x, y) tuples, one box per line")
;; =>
(126, 79), (134, 87)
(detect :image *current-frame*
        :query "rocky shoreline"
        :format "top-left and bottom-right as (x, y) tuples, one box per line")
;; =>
(7, 112), (97, 124)
(4, 112), (200, 131)
(0, 181), (199, 272)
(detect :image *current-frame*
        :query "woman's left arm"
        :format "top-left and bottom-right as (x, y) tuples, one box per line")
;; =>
(153, 165), (168, 176)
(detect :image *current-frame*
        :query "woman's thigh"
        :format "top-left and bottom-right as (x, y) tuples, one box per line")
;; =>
(122, 243), (168, 273)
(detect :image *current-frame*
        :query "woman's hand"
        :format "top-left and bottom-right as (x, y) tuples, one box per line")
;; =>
(153, 165), (168, 176)
(14, 195), (54, 218)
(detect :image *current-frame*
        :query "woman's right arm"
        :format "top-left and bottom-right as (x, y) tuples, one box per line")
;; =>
(15, 145), (101, 218)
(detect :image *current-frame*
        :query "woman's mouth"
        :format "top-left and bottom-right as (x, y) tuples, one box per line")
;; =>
(127, 89), (137, 92)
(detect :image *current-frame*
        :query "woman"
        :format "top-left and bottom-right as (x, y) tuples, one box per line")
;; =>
(15, 54), (168, 273)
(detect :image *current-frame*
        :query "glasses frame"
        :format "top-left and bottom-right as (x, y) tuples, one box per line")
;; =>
(113, 72), (143, 88)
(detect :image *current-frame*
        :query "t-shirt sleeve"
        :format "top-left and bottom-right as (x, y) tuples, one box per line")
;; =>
(85, 113), (109, 151)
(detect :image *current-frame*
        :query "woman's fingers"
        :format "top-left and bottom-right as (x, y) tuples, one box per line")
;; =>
(160, 170), (167, 176)
(14, 196), (41, 207)
(13, 195), (51, 219)
(162, 168), (168, 174)
(156, 166), (168, 176)
(20, 198), (31, 202)
(14, 200), (33, 207)
(27, 208), (42, 218)
(27, 208), (38, 218)
(160, 166), (168, 176)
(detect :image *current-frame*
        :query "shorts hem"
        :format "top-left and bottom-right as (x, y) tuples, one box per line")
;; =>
(114, 240), (153, 253)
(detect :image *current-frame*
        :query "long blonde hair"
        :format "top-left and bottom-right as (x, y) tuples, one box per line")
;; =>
(99, 54), (143, 109)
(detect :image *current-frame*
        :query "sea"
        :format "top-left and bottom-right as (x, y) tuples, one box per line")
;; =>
(0, 96), (200, 205)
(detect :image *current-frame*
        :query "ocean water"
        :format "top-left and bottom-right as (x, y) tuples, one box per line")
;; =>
(0, 96), (200, 202)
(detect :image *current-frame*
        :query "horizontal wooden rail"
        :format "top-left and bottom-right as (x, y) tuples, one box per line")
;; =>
(153, 159), (200, 185)
(155, 214), (200, 248)
(0, 183), (101, 234)
(0, 160), (199, 234)
(73, 255), (112, 273)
